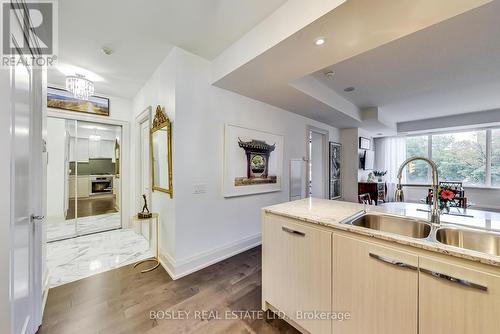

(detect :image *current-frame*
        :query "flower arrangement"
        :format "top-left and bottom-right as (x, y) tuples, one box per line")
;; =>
(373, 170), (387, 181)
(437, 186), (456, 212)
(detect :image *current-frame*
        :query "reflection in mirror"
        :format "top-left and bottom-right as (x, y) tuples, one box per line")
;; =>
(152, 129), (169, 189)
(150, 105), (173, 197)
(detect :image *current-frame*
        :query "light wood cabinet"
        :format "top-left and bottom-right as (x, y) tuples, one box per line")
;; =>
(333, 235), (418, 334)
(419, 256), (500, 334)
(262, 214), (332, 334)
(262, 211), (500, 334)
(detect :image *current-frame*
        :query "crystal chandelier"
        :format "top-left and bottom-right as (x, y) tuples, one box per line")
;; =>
(65, 74), (94, 100)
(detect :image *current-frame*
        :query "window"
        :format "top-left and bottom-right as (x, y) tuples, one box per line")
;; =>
(492, 129), (500, 187)
(405, 136), (429, 183)
(432, 131), (486, 186)
(406, 129), (494, 187)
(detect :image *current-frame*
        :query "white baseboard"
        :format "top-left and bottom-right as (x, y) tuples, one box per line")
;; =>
(159, 233), (262, 280)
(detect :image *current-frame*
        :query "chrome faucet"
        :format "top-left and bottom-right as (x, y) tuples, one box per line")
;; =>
(395, 156), (441, 225)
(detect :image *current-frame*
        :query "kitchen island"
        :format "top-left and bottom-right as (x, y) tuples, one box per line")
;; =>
(261, 198), (500, 334)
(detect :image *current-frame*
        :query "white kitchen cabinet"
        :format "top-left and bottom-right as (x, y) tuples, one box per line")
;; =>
(262, 214), (332, 334)
(69, 137), (89, 162)
(419, 256), (500, 334)
(89, 139), (115, 160)
(333, 235), (418, 334)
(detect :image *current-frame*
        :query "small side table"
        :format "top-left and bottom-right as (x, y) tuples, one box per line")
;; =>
(132, 213), (160, 273)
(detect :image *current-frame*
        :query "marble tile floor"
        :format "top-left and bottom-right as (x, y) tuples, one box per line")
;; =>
(47, 228), (153, 288)
(47, 212), (121, 241)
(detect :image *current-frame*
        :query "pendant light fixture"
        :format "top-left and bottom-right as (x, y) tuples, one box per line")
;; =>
(66, 73), (94, 100)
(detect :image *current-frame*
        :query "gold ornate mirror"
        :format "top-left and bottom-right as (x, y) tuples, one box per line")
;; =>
(150, 105), (173, 197)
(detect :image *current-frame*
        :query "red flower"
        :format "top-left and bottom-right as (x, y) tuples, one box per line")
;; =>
(440, 189), (455, 200)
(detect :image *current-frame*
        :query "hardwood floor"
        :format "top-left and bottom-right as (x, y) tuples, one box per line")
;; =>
(38, 246), (299, 334)
(66, 195), (118, 219)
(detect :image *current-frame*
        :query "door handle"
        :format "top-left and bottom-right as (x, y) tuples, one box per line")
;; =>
(420, 267), (487, 292)
(369, 253), (418, 271)
(31, 215), (45, 223)
(282, 226), (305, 237)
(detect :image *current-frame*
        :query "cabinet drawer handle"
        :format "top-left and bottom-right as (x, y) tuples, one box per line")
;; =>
(420, 267), (487, 292)
(282, 226), (305, 237)
(369, 253), (417, 271)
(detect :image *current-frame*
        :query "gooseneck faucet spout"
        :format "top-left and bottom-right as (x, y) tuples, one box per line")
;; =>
(395, 157), (441, 225)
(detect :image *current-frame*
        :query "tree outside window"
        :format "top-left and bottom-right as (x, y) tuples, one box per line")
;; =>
(432, 131), (486, 186)
(492, 129), (500, 187)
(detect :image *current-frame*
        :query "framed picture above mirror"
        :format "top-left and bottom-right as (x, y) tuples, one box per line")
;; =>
(150, 105), (173, 198)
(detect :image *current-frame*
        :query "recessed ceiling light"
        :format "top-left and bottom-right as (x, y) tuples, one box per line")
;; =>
(377, 133), (383, 136)
(344, 87), (355, 92)
(324, 71), (335, 79)
(101, 46), (114, 55)
(314, 37), (326, 46)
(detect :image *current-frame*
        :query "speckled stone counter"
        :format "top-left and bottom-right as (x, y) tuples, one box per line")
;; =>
(263, 198), (500, 267)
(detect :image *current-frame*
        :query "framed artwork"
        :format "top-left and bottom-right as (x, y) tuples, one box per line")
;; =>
(329, 142), (342, 199)
(359, 136), (371, 150)
(223, 124), (284, 197)
(47, 87), (110, 116)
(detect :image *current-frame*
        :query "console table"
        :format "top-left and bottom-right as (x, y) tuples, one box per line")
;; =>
(132, 213), (160, 273)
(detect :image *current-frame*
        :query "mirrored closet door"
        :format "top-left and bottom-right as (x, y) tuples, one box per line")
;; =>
(46, 117), (122, 242)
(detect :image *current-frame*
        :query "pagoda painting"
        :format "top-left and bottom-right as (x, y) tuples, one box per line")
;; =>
(223, 124), (283, 197)
(235, 139), (277, 186)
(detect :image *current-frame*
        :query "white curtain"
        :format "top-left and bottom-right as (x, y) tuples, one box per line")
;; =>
(374, 137), (406, 201)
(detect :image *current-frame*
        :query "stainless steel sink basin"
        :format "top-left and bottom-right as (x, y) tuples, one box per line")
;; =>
(436, 228), (500, 256)
(350, 214), (431, 239)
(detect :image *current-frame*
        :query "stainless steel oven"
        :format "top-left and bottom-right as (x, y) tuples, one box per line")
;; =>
(90, 176), (113, 195)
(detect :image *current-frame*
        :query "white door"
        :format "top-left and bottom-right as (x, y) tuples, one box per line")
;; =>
(11, 57), (43, 334)
(307, 129), (328, 198)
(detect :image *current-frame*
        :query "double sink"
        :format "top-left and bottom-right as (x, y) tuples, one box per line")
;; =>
(349, 213), (500, 257)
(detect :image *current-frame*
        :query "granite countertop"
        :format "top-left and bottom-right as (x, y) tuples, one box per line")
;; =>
(263, 198), (500, 267)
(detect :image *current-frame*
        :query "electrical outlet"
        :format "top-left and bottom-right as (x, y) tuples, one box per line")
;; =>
(193, 184), (207, 194)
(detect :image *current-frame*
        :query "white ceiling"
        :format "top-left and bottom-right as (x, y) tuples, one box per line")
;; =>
(212, 0), (492, 129)
(48, 0), (287, 99)
(312, 0), (500, 124)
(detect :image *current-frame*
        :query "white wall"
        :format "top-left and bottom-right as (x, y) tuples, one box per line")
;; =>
(132, 47), (339, 278)
(131, 50), (177, 260)
(46, 118), (67, 221)
(340, 128), (359, 202)
(310, 131), (326, 198)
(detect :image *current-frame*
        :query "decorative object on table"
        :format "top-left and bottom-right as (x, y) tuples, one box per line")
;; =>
(359, 137), (371, 150)
(47, 86), (110, 116)
(150, 105), (173, 198)
(138, 194), (152, 219)
(329, 142), (342, 199)
(367, 172), (377, 183)
(223, 124), (283, 197)
(373, 170), (387, 182)
(426, 181), (467, 209)
(132, 213), (160, 273)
